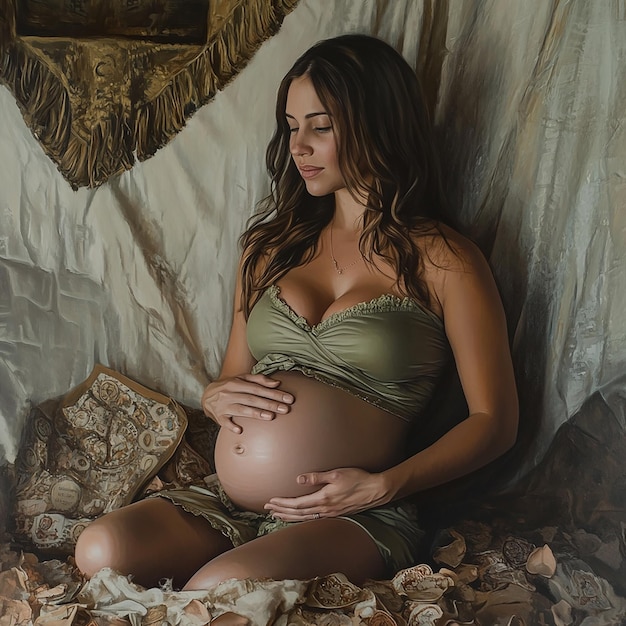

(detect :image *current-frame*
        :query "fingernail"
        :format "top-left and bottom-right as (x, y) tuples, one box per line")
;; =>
(261, 411), (273, 419)
(297, 475), (306, 484)
(283, 394), (294, 403)
(276, 405), (288, 414)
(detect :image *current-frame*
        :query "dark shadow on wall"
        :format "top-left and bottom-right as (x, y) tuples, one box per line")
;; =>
(415, 0), (449, 123)
(423, 4), (549, 508)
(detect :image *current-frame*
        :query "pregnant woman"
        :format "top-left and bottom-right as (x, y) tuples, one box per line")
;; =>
(75, 34), (518, 591)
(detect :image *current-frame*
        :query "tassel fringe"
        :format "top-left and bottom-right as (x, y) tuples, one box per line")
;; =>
(0, 0), (299, 189)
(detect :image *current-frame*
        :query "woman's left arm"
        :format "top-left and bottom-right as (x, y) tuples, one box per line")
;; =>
(379, 237), (519, 500)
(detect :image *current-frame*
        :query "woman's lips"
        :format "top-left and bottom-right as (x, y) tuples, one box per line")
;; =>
(299, 166), (324, 179)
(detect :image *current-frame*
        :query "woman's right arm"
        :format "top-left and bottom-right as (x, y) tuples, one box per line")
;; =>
(201, 265), (293, 433)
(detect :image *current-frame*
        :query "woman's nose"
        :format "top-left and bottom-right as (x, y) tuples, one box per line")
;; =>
(290, 133), (312, 157)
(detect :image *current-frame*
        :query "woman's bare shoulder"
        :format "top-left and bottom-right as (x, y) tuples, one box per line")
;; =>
(418, 222), (485, 275)
(415, 223), (498, 318)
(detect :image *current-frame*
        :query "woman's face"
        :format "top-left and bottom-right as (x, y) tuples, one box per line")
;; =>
(285, 75), (345, 197)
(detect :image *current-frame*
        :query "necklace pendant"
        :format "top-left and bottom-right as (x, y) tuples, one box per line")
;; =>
(330, 225), (359, 276)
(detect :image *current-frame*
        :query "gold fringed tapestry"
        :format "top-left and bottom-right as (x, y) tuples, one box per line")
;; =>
(0, 0), (299, 189)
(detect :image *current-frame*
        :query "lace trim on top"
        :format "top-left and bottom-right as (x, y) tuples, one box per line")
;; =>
(267, 284), (442, 334)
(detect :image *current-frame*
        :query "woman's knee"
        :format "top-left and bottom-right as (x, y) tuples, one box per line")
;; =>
(183, 554), (253, 591)
(75, 499), (236, 586)
(74, 519), (127, 578)
(184, 565), (247, 591)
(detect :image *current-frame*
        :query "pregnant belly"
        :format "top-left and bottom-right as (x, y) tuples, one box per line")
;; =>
(214, 371), (407, 513)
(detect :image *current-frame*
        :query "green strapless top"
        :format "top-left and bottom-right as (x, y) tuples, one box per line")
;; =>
(247, 285), (450, 422)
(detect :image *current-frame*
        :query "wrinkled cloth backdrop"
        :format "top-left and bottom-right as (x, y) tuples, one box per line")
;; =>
(0, 0), (624, 520)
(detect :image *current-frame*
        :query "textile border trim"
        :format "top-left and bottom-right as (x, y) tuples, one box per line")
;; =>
(0, 0), (299, 189)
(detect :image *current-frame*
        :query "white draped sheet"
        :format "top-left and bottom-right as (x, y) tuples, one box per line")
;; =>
(0, 0), (624, 487)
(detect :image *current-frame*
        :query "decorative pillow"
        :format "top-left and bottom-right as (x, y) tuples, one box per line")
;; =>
(13, 364), (188, 555)
(151, 405), (217, 492)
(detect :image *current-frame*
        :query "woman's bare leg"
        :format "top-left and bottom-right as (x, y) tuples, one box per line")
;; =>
(184, 518), (387, 590)
(74, 498), (233, 589)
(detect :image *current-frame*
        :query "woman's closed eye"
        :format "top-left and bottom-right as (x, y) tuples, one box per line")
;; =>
(289, 126), (332, 134)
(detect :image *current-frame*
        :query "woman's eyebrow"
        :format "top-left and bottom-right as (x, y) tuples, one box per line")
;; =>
(285, 112), (330, 120)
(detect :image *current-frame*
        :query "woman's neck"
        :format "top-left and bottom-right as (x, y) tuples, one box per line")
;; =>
(333, 187), (366, 231)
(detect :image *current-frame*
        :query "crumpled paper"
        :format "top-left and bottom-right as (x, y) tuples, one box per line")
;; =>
(3, 523), (625, 626)
(1, 563), (457, 626)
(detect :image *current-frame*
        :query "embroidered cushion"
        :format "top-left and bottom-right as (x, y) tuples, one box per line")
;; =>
(13, 364), (189, 554)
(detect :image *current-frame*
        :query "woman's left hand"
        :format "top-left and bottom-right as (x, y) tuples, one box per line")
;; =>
(264, 468), (390, 521)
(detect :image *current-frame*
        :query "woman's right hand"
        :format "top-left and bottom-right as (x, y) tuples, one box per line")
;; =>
(201, 374), (294, 433)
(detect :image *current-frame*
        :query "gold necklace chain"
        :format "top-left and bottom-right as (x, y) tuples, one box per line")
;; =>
(329, 224), (362, 275)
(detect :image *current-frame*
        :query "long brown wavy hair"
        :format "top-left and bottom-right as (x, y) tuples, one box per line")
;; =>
(240, 34), (450, 317)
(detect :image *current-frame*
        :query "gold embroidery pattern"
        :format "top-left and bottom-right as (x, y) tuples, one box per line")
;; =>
(0, 0), (299, 189)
